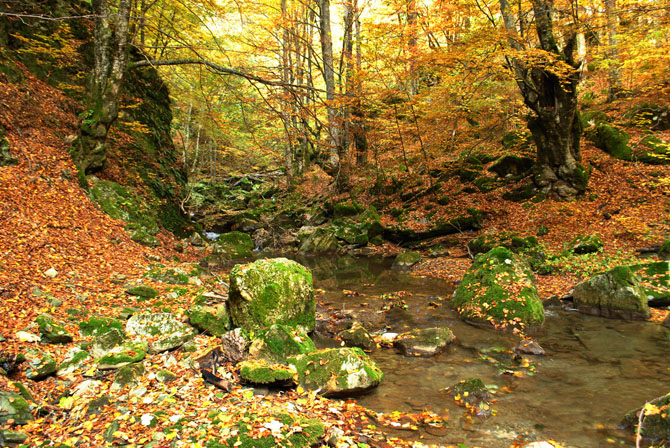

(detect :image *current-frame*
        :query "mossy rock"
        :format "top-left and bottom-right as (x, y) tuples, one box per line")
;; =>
(636, 135), (670, 165)
(473, 176), (499, 193)
(453, 247), (544, 330)
(626, 103), (670, 131)
(57, 347), (91, 376)
(220, 413), (324, 448)
(298, 227), (340, 254)
(187, 304), (231, 337)
(89, 179), (160, 235)
(489, 155), (534, 178)
(569, 234), (603, 254)
(213, 231), (254, 259)
(228, 258), (315, 333)
(126, 313), (195, 353)
(248, 324), (316, 364)
(0, 391), (32, 425)
(90, 328), (126, 359)
(238, 360), (297, 386)
(392, 251), (422, 269)
(333, 201), (363, 218)
(394, 327), (455, 357)
(124, 284), (159, 299)
(0, 126), (17, 167)
(78, 316), (124, 337)
(24, 348), (57, 380)
(337, 323), (376, 352)
(36, 314), (73, 344)
(660, 239), (670, 259)
(156, 369), (178, 383)
(459, 165), (482, 182)
(501, 131), (532, 151)
(447, 378), (491, 406)
(579, 110), (610, 128)
(467, 233), (538, 256)
(629, 261), (670, 301)
(0, 429), (28, 444)
(128, 227), (160, 247)
(288, 347), (384, 397)
(359, 206), (384, 239)
(97, 342), (147, 370)
(588, 124), (632, 161)
(110, 362), (145, 392)
(621, 392), (670, 439)
(331, 219), (369, 247)
(573, 266), (650, 320)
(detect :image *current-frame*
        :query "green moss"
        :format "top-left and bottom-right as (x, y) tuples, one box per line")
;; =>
(333, 201), (363, 217)
(0, 391), (33, 425)
(629, 261), (670, 301)
(569, 234), (603, 254)
(338, 323), (376, 351)
(621, 393), (670, 439)
(24, 348), (57, 380)
(187, 304), (231, 337)
(220, 414), (324, 448)
(238, 360), (297, 385)
(125, 284), (159, 298)
(214, 231), (254, 258)
(392, 251), (422, 269)
(78, 316), (124, 337)
(35, 314), (73, 344)
(588, 124), (632, 160)
(453, 247), (544, 330)
(248, 324), (316, 363)
(637, 135), (670, 165)
(97, 342), (147, 370)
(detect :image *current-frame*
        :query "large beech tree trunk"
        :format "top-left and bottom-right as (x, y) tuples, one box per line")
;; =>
(500, 0), (587, 200)
(72, 0), (132, 174)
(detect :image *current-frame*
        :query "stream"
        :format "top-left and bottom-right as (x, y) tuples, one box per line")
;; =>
(291, 255), (670, 448)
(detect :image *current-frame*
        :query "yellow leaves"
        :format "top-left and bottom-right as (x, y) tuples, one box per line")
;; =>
(643, 403), (662, 416)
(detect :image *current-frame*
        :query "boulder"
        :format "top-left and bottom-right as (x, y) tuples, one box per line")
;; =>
(569, 234), (603, 254)
(0, 391), (32, 425)
(394, 327), (455, 357)
(392, 251), (422, 269)
(57, 347), (91, 376)
(637, 135), (670, 165)
(627, 103), (670, 131)
(238, 360), (297, 386)
(573, 266), (650, 320)
(90, 328), (126, 359)
(126, 313), (195, 353)
(228, 258), (315, 333)
(24, 348), (57, 380)
(212, 231), (254, 259)
(124, 283), (159, 299)
(514, 339), (545, 356)
(97, 342), (147, 370)
(78, 316), (124, 337)
(35, 314), (73, 344)
(288, 347), (384, 397)
(588, 123), (632, 160)
(248, 324), (316, 364)
(489, 155), (534, 178)
(189, 232), (207, 247)
(621, 392), (670, 439)
(220, 328), (250, 364)
(110, 363), (145, 392)
(299, 227), (340, 254)
(187, 303), (231, 337)
(453, 247), (545, 330)
(337, 323), (376, 351)
(0, 429), (28, 445)
(447, 378), (491, 407)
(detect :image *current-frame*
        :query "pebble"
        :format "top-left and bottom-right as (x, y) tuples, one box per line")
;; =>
(44, 268), (58, 278)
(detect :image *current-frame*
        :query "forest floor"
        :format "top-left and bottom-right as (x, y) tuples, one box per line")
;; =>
(1, 63), (669, 447)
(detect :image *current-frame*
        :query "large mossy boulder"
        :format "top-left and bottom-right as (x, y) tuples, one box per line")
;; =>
(394, 327), (455, 357)
(248, 324), (316, 364)
(588, 124), (632, 161)
(212, 231), (254, 259)
(0, 391), (32, 425)
(573, 266), (650, 320)
(288, 347), (383, 397)
(228, 258), (315, 333)
(453, 247), (544, 330)
(621, 393), (670, 439)
(126, 313), (195, 353)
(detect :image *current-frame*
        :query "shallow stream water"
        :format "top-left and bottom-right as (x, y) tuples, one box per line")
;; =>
(293, 255), (670, 448)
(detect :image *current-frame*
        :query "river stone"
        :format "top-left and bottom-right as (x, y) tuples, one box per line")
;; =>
(126, 313), (195, 353)
(514, 339), (545, 356)
(228, 258), (315, 333)
(299, 227), (340, 254)
(288, 347), (384, 397)
(187, 303), (231, 337)
(573, 266), (650, 320)
(110, 363), (145, 392)
(447, 378), (491, 407)
(24, 348), (57, 380)
(97, 342), (147, 370)
(90, 328), (126, 359)
(238, 360), (297, 386)
(392, 251), (422, 269)
(0, 391), (33, 424)
(220, 328), (250, 364)
(453, 247), (544, 330)
(394, 327), (455, 357)
(35, 314), (73, 344)
(621, 392), (670, 439)
(248, 324), (316, 364)
(57, 347), (91, 376)
(337, 322), (376, 352)
(0, 429), (28, 444)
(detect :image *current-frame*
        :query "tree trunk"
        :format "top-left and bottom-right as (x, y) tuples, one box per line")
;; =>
(499, 0), (587, 200)
(318, 0), (340, 174)
(604, 0), (623, 101)
(72, 0), (132, 174)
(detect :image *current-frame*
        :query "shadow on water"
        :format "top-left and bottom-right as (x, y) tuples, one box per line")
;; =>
(290, 255), (670, 448)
